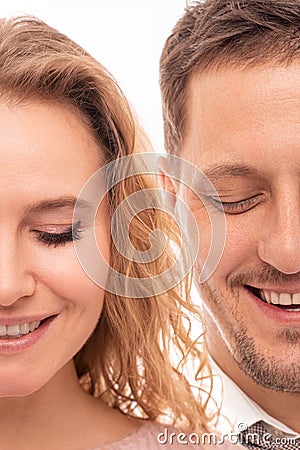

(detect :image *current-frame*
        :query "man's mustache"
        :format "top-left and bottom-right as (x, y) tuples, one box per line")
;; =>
(229, 264), (300, 289)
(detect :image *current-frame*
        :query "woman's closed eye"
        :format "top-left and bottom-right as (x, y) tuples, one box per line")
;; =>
(211, 194), (264, 214)
(32, 220), (83, 247)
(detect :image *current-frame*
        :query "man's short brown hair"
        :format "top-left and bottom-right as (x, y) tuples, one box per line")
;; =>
(160, 0), (300, 155)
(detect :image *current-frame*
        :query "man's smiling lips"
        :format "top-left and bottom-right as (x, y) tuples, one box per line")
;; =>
(247, 285), (300, 308)
(244, 284), (300, 323)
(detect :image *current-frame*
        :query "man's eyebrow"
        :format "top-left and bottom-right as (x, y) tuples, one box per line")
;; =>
(24, 196), (94, 214)
(203, 163), (261, 183)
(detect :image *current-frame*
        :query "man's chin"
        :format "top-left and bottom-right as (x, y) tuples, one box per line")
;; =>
(197, 279), (300, 392)
(233, 326), (300, 393)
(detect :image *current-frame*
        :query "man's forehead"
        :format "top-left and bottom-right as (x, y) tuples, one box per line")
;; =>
(181, 62), (300, 170)
(186, 63), (300, 112)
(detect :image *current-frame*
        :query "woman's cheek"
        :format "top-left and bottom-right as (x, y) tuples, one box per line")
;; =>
(30, 246), (105, 306)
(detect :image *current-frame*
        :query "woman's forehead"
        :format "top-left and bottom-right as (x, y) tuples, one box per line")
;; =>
(0, 101), (103, 210)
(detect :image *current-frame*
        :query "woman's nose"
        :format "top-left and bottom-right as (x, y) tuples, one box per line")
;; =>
(0, 235), (36, 307)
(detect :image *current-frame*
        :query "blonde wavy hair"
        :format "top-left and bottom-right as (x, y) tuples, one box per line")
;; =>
(0, 16), (215, 433)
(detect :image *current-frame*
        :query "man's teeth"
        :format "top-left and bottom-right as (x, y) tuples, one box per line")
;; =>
(0, 321), (41, 337)
(260, 290), (300, 306)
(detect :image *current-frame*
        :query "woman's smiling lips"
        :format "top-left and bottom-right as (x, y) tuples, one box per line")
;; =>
(0, 314), (59, 354)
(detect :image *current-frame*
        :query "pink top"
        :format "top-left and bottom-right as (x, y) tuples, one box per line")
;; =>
(90, 421), (240, 449)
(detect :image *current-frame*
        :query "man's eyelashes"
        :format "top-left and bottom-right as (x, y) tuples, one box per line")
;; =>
(210, 194), (264, 214)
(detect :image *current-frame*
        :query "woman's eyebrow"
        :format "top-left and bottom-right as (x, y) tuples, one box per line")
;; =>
(24, 196), (94, 214)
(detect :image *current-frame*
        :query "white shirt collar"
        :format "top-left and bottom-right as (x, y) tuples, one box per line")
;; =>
(210, 358), (300, 438)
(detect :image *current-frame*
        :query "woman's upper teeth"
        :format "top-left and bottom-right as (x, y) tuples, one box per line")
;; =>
(260, 290), (300, 305)
(0, 321), (41, 337)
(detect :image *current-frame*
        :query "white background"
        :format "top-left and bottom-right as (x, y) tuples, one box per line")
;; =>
(0, 0), (188, 153)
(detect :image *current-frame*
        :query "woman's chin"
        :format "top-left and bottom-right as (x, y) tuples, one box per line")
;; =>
(0, 383), (42, 398)
(0, 372), (50, 398)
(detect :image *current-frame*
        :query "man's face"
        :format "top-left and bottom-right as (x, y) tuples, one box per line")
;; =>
(180, 63), (300, 392)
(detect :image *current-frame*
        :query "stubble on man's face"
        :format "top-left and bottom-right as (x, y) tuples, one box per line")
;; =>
(199, 271), (300, 392)
(181, 63), (300, 393)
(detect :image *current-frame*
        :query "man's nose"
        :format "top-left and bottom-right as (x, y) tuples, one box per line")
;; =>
(257, 194), (300, 274)
(0, 236), (35, 307)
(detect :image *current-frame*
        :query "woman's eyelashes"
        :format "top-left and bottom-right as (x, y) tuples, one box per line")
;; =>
(33, 220), (83, 247)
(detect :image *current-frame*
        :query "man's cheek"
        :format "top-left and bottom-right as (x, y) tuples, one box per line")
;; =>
(224, 226), (257, 270)
(189, 207), (213, 269)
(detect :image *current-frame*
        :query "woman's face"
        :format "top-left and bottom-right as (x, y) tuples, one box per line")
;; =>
(0, 101), (109, 396)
